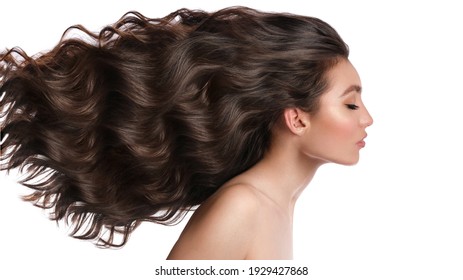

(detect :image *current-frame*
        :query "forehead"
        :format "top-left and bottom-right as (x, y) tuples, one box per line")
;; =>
(323, 59), (361, 98)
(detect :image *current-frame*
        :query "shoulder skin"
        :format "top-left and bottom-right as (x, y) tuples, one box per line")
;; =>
(167, 184), (262, 260)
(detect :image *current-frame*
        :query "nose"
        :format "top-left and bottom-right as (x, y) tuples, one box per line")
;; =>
(361, 107), (374, 128)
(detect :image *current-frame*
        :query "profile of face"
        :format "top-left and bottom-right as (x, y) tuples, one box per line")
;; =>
(301, 59), (373, 165)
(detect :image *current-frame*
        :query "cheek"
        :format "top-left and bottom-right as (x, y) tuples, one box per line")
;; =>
(315, 108), (356, 141)
(305, 108), (360, 165)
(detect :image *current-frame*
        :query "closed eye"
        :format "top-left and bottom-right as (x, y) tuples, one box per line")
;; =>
(346, 104), (359, 110)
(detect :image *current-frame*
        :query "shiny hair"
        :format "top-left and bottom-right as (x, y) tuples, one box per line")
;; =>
(0, 6), (348, 247)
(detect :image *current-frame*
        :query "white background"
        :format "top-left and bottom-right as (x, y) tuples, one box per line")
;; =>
(1, 1), (462, 279)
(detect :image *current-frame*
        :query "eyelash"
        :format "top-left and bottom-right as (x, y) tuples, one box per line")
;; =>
(346, 104), (359, 110)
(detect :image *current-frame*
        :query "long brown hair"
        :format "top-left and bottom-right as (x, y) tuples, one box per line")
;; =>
(0, 7), (349, 247)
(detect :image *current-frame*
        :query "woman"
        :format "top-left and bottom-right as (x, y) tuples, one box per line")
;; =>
(0, 6), (373, 259)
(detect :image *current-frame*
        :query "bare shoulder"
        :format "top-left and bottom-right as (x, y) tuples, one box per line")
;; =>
(211, 183), (263, 211)
(189, 183), (264, 230)
(167, 183), (263, 260)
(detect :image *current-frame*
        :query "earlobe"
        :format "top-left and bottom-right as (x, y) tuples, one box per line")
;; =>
(283, 108), (310, 135)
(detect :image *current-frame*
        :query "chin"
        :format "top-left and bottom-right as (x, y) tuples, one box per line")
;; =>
(332, 156), (360, 166)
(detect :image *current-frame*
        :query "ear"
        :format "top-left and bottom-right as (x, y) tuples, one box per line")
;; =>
(283, 108), (310, 135)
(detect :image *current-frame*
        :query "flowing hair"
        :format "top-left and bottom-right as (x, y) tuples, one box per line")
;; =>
(0, 7), (348, 247)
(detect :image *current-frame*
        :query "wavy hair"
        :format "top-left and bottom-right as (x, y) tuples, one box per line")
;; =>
(0, 7), (348, 247)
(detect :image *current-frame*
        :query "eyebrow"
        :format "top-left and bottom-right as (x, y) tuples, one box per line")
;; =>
(340, 85), (362, 97)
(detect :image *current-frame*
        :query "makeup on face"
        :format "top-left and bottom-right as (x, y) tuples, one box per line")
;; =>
(300, 59), (373, 165)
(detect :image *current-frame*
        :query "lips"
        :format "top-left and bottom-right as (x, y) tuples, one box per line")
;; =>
(357, 135), (367, 148)
(357, 140), (366, 148)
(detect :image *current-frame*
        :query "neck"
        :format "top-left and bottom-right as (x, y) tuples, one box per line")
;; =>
(237, 139), (323, 216)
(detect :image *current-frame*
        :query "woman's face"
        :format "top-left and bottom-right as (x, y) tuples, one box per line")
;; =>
(302, 59), (373, 165)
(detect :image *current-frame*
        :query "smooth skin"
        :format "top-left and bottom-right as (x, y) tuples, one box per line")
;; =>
(167, 58), (373, 260)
